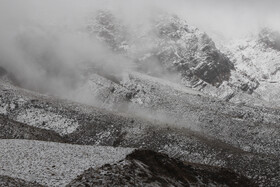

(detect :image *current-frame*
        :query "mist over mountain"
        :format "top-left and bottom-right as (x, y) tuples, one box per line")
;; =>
(0, 0), (280, 186)
(0, 0), (279, 101)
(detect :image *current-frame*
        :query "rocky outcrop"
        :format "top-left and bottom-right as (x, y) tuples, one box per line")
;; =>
(151, 14), (234, 87)
(67, 149), (256, 187)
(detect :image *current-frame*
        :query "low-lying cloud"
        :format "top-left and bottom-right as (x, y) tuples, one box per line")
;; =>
(0, 0), (279, 104)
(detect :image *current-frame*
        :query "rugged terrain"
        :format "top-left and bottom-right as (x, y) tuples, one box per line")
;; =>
(0, 9), (280, 187)
(67, 150), (256, 187)
(0, 69), (279, 186)
(88, 10), (260, 102)
(220, 28), (280, 106)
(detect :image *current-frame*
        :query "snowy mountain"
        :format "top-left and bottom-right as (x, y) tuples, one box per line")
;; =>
(88, 11), (235, 85)
(87, 10), (261, 104)
(1, 8), (280, 187)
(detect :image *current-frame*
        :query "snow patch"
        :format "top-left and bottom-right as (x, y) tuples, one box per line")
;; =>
(16, 108), (79, 135)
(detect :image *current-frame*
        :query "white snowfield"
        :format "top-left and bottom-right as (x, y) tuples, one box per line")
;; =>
(0, 139), (134, 187)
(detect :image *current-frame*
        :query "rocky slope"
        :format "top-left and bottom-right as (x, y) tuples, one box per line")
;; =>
(0, 114), (65, 142)
(0, 72), (279, 186)
(222, 28), (280, 106)
(0, 139), (133, 186)
(1, 9), (280, 187)
(1, 72), (280, 156)
(67, 150), (256, 187)
(0, 140), (257, 187)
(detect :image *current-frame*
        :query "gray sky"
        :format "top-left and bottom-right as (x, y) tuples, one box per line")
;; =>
(1, 0), (279, 37)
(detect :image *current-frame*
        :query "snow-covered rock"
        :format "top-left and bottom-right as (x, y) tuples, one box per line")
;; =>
(87, 10), (260, 104)
(223, 28), (280, 106)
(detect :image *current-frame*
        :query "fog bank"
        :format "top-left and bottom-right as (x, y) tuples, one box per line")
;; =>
(0, 0), (279, 103)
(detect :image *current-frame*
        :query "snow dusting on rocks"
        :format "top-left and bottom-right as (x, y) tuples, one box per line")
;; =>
(0, 139), (134, 186)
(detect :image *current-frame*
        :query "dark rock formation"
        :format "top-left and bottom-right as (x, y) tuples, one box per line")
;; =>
(67, 149), (256, 187)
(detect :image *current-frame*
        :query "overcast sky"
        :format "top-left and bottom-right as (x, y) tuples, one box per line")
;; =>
(1, 0), (279, 38)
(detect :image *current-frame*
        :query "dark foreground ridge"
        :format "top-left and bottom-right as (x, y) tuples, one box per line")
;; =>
(67, 149), (256, 187)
